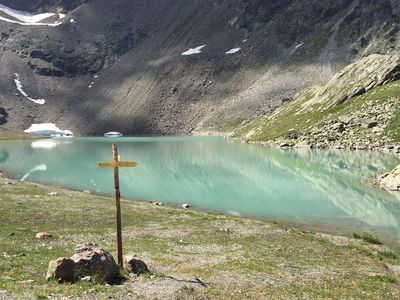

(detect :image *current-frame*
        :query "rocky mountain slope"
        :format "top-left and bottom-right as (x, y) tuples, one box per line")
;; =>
(0, 0), (399, 135)
(235, 53), (400, 153)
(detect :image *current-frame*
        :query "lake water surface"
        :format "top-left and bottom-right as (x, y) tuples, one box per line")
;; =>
(1, 137), (400, 240)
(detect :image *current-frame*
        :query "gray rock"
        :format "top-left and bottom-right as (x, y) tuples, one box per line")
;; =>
(339, 116), (353, 125)
(123, 255), (149, 275)
(385, 263), (400, 274)
(363, 120), (378, 129)
(46, 257), (76, 283)
(285, 130), (302, 140)
(379, 165), (400, 191)
(332, 123), (346, 133)
(71, 243), (119, 284)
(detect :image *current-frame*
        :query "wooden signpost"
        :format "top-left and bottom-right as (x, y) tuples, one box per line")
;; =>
(98, 144), (138, 267)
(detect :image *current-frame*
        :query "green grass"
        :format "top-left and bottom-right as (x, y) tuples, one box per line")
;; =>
(1, 176), (400, 299)
(353, 232), (382, 245)
(379, 250), (398, 260)
(386, 105), (400, 142)
(0, 129), (35, 140)
(368, 275), (397, 284)
(235, 80), (400, 142)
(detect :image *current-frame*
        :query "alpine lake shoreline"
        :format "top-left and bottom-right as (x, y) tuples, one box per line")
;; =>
(1, 131), (400, 299)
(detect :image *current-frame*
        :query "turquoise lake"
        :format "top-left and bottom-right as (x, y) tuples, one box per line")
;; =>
(0, 136), (400, 240)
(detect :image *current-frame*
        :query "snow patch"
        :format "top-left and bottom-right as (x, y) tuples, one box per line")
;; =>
(295, 43), (304, 49)
(14, 73), (46, 105)
(24, 123), (73, 137)
(226, 47), (241, 54)
(0, 4), (63, 26)
(70, 18), (75, 23)
(181, 45), (206, 56)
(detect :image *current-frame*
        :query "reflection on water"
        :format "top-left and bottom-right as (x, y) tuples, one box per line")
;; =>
(0, 150), (8, 163)
(0, 137), (399, 238)
(21, 164), (47, 182)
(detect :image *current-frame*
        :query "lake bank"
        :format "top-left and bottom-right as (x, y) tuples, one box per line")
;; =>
(1, 173), (400, 299)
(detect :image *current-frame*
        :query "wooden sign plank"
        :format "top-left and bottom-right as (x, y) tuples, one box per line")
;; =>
(98, 161), (138, 168)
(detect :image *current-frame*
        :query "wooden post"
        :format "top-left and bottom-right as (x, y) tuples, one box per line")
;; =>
(98, 147), (137, 268)
(112, 144), (123, 268)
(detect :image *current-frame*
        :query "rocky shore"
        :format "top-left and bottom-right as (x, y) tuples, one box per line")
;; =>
(274, 96), (400, 154)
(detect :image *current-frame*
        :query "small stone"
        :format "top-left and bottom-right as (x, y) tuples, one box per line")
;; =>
(385, 263), (400, 274)
(279, 143), (292, 148)
(81, 276), (92, 282)
(36, 232), (53, 239)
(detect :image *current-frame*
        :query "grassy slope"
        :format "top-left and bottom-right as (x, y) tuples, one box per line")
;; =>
(234, 81), (400, 143)
(0, 129), (35, 140)
(0, 176), (400, 299)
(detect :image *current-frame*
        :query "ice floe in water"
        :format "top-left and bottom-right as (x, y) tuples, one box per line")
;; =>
(21, 164), (47, 182)
(14, 73), (46, 105)
(24, 123), (73, 137)
(181, 45), (206, 56)
(0, 4), (63, 26)
(226, 47), (241, 54)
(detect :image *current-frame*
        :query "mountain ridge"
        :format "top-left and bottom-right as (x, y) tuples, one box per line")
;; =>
(0, 0), (399, 136)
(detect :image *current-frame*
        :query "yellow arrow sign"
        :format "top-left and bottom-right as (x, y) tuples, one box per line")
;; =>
(98, 161), (138, 168)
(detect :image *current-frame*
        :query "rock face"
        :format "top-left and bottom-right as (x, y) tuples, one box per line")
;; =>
(46, 257), (76, 283)
(72, 243), (119, 284)
(378, 165), (400, 191)
(301, 54), (400, 111)
(0, 0), (399, 135)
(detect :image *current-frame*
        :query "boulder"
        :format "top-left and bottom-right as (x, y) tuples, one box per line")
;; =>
(71, 243), (119, 284)
(332, 123), (346, 133)
(363, 120), (378, 129)
(379, 165), (400, 191)
(123, 255), (149, 275)
(285, 130), (302, 140)
(338, 116), (353, 125)
(46, 257), (76, 283)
